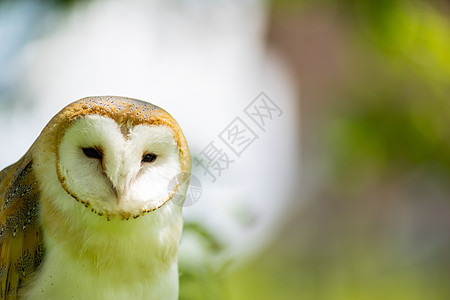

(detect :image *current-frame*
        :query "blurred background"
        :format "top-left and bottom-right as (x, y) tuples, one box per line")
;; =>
(1, 0), (450, 299)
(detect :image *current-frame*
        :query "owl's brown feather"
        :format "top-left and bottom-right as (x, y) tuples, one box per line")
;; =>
(0, 153), (43, 299)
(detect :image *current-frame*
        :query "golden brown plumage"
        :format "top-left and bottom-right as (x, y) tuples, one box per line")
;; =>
(0, 154), (43, 299)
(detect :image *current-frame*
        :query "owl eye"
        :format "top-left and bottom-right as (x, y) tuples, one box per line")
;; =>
(82, 147), (103, 160)
(142, 153), (157, 163)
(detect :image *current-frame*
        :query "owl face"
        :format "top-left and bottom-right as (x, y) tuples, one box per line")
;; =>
(34, 96), (190, 221)
(56, 115), (181, 218)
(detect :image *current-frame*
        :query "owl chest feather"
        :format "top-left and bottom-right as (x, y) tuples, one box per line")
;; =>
(24, 200), (182, 300)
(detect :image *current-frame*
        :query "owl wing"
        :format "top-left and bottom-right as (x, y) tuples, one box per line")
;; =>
(0, 154), (44, 299)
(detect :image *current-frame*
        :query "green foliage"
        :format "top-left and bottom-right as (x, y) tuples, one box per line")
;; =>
(326, 84), (450, 185)
(178, 222), (230, 300)
(352, 1), (450, 82)
(270, 1), (450, 299)
(315, 0), (450, 189)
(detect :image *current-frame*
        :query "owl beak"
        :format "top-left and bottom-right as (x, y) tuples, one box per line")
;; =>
(112, 185), (128, 204)
(104, 167), (130, 204)
(112, 187), (119, 203)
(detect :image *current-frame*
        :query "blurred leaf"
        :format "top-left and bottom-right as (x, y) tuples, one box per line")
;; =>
(179, 221), (229, 300)
(183, 221), (225, 253)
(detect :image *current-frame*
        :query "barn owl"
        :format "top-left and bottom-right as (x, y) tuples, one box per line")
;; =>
(0, 96), (191, 299)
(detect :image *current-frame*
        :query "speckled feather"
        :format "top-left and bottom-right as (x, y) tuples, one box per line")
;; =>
(0, 96), (190, 299)
(0, 155), (43, 299)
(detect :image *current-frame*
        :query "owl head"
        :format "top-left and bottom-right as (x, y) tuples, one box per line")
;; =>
(33, 96), (191, 221)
